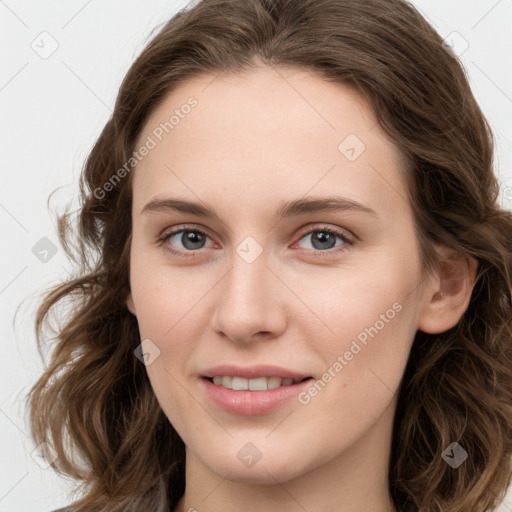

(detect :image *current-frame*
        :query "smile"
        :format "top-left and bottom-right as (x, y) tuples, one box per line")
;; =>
(201, 376), (314, 415)
(207, 375), (310, 390)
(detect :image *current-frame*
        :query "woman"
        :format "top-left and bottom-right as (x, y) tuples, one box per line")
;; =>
(26, 0), (512, 511)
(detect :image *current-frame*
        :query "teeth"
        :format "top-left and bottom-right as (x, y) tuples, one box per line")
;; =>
(232, 377), (249, 390)
(211, 376), (303, 390)
(268, 377), (284, 389)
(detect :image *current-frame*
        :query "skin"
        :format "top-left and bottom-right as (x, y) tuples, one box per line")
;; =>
(126, 64), (477, 512)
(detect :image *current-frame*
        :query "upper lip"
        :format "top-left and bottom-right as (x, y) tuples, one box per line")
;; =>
(201, 364), (312, 380)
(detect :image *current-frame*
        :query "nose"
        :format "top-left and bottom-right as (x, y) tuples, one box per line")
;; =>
(210, 246), (287, 344)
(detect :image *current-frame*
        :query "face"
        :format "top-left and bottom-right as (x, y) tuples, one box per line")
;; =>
(126, 65), (440, 484)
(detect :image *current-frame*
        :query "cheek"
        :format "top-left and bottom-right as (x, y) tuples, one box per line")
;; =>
(129, 258), (218, 401)
(131, 282), (202, 367)
(129, 237), (210, 337)
(296, 254), (419, 406)
(300, 255), (415, 343)
(130, 275), (205, 428)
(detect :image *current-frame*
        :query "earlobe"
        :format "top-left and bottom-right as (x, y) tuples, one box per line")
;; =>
(417, 249), (478, 335)
(126, 292), (137, 316)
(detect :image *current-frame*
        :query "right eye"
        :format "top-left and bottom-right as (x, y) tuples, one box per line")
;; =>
(158, 226), (216, 258)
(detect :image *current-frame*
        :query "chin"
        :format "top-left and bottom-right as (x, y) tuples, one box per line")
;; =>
(202, 447), (312, 484)
(215, 464), (303, 485)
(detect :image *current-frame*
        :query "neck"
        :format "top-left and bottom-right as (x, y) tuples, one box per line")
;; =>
(173, 398), (399, 512)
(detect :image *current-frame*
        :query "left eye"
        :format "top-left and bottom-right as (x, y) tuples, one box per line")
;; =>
(295, 227), (352, 252)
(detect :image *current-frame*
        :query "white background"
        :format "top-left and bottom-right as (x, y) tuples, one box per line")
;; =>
(1, 1), (511, 511)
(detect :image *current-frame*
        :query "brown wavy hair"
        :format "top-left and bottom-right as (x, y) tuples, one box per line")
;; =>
(24, 0), (512, 510)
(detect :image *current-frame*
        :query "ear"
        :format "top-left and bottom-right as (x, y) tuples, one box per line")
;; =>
(417, 247), (478, 334)
(126, 292), (137, 316)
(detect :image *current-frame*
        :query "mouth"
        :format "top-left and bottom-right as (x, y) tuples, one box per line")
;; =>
(203, 375), (314, 391)
(200, 374), (316, 415)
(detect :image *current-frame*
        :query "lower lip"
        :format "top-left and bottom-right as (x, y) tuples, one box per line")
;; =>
(200, 377), (314, 415)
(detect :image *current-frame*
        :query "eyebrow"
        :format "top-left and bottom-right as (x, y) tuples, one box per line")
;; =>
(141, 196), (378, 220)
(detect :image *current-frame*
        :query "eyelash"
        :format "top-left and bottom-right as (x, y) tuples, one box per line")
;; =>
(157, 224), (354, 259)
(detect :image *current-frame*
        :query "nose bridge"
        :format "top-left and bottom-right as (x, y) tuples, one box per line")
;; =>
(212, 240), (285, 342)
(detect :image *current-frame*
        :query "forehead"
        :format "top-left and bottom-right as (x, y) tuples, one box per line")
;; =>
(132, 65), (411, 220)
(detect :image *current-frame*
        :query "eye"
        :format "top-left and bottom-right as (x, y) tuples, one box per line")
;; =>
(157, 224), (354, 259)
(293, 225), (354, 256)
(158, 226), (214, 258)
